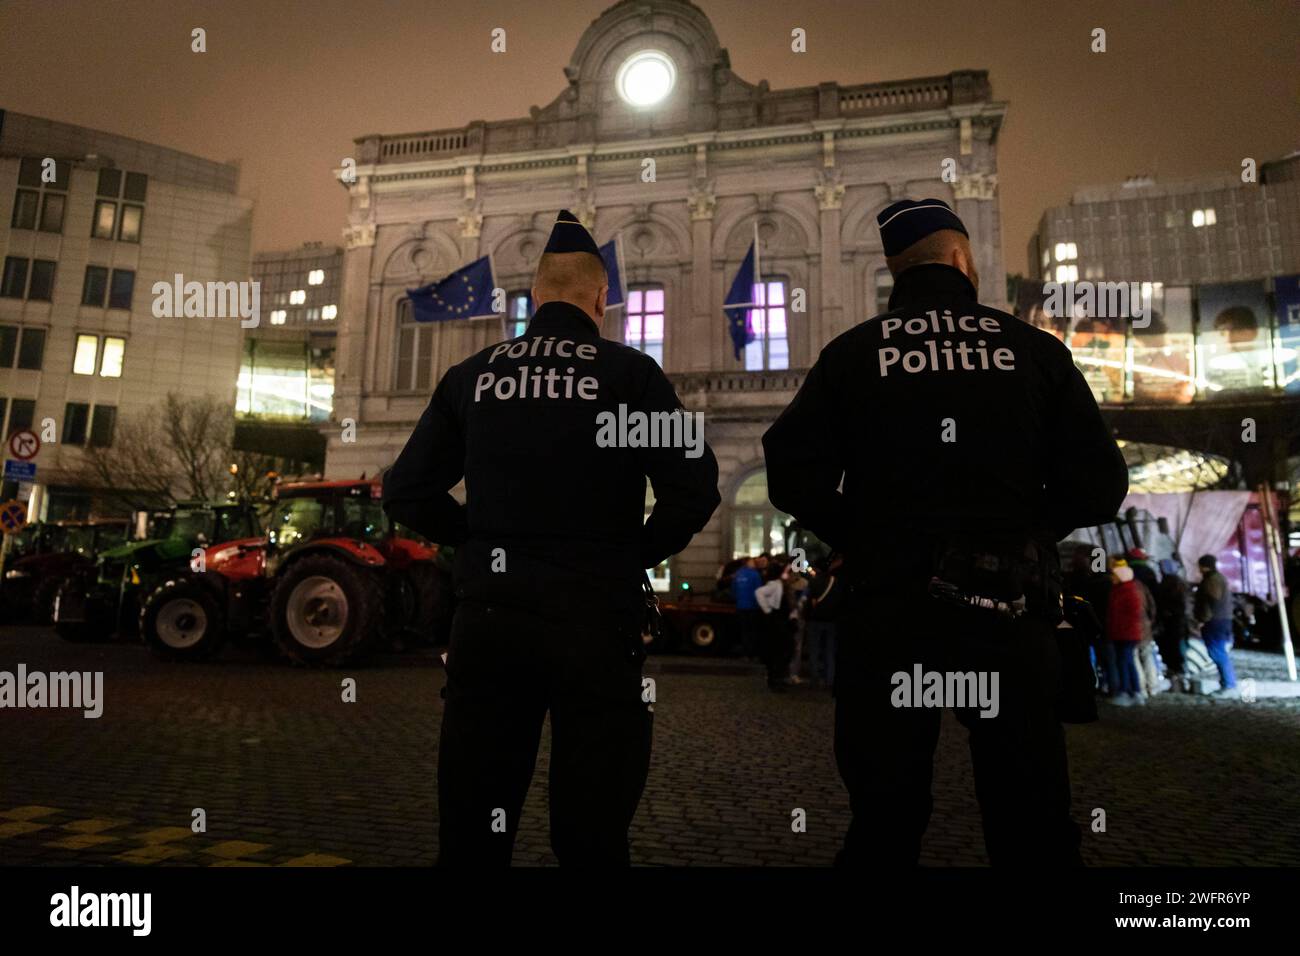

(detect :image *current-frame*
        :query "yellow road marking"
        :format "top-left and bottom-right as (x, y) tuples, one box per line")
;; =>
(203, 840), (272, 859)
(116, 844), (190, 864)
(0, 820), (49, 839)
(134, 826), (194, 844)
(62, 817), (130, 834)
(44, 833), (119, 850)
(0, 806), (62, 821)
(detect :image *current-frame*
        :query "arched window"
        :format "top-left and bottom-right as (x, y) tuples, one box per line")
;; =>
(731, 470), (791, 558)
(395, 298), (434, 392)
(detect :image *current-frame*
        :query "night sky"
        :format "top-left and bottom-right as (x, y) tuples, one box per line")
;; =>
(2, 0), (1295, 273)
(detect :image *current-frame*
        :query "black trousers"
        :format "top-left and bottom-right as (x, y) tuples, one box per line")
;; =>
(833, 598), (1082, 867)
(762, 614), (794, 686)
(437, 601), (653, 867)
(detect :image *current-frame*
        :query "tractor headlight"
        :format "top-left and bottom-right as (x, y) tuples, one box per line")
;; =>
(4, 569), (30, 579)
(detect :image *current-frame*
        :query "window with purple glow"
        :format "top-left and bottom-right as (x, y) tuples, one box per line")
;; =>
(624, 285), (665, 366)
(743, 279), (789, 371)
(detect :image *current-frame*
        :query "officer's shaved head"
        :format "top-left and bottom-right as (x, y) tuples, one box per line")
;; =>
(886, 228), (980, 295)
(533, 252), (608, 323)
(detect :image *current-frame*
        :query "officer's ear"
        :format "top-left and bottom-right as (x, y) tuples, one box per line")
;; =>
(952, 241), (980, 295)
(593, 284), (608, 322)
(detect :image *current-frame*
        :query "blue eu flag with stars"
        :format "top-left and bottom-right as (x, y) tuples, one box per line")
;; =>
(407, 256), (496, 322)
(724, 241), (757, 359)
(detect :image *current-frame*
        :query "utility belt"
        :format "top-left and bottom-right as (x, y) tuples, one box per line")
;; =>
(929, 531), (1063, 625)
(844, 530), (1063, 625)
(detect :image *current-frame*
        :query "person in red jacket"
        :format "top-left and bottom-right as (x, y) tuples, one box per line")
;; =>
(1107, 560), (1148, 705)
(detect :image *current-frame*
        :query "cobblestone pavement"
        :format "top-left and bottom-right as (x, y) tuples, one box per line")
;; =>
(1, 625), (1297, 866)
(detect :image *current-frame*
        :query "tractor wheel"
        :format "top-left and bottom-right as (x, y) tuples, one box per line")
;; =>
(271, 554), (383, 666)
(686, 619), (719, 653)
(141, 579), (225, 661)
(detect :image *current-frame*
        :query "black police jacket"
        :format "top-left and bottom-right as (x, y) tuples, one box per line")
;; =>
(762, 263), (1128, 580)
(383, 300), (721, 622)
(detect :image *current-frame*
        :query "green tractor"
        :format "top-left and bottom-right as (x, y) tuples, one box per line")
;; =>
(52, 500), (261, 642)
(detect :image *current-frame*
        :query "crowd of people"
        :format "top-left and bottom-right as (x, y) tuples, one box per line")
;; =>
(716, 544), (1243, 702)
(1063, 545), (1240, 705)
(720, 551), (844, 692)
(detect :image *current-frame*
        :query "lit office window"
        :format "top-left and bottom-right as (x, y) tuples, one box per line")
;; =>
(270, 310), (287, 325)
(73, 334), (99, 375)
(1054, 242), (1078, 261)
(92, 201), (117, 239)
(743, 279), (789, 372)
(1192, 208), (1217, 228)
(306, 307), (321, 321)
(624, 286), (664, 365)
(289, 289), (306, 305)
(308, 269), (325, 286)
(1055, 264), (1078, 283)
(322, 304), (337, 320)
(100, 337), (125, 377)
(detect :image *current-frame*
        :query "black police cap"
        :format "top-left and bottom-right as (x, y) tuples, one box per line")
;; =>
(544, 209), (602, 258)
(877, 198), (969, 257)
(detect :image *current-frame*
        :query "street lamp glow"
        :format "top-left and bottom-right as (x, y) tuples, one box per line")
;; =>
(617, 50), (676, 107)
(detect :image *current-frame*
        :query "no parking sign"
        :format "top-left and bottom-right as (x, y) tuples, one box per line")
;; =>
(0, 499), (27, 534)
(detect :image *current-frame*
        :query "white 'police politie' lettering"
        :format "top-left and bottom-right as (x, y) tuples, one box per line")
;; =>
(877, 310), (1016, 377)
(474, 336), (599, 403)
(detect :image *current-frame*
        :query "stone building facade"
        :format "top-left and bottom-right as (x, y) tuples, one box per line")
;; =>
(328, 0), (1007, 590)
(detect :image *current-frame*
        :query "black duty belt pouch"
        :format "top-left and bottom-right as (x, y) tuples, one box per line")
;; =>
(930, 531), (1064, 625)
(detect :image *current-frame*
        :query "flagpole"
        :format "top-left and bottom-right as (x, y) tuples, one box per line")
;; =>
(753, 219), (762, 288)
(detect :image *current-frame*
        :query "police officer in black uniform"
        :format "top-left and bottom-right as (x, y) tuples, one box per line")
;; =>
(384, 211), (720, 866)
(762, 199), (1128, 866)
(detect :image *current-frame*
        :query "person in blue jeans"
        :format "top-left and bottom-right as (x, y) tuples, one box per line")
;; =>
(1194, 554), (1237, 696)
(732, 555), (764, 659)
(805, 554), (844, 689)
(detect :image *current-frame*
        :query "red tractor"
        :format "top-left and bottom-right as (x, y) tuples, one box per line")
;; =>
(138, 478), (448, 666)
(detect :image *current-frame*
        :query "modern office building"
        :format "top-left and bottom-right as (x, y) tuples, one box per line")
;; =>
(0, 109), (253, 518)
(240, 242), (340, 423)
(326, 0), (1008, 590)
(1022, 155), (1300, 522)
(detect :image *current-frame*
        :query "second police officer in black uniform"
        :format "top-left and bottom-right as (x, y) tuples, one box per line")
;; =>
(384, 211), (720, 866)
(763, 199), (1128, 866)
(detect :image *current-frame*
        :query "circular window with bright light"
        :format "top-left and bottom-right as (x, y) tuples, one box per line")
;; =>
(616, 50), (676, 107)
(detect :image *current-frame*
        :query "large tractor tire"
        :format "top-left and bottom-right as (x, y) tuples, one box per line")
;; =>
(270, 553), (384, 667)
(141, 578), (226, 661)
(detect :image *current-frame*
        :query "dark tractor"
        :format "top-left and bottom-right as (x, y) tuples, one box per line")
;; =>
(52, 501), (261, 643)
(139, 479), (448, 667)
(1, 520), (130, 624)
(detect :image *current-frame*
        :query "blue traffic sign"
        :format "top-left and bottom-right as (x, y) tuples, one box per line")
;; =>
(3, 459), (37, 482)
